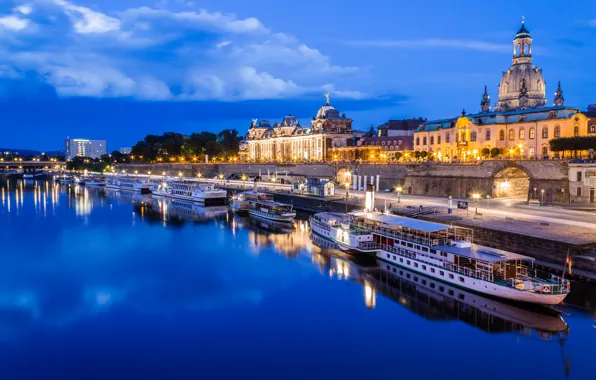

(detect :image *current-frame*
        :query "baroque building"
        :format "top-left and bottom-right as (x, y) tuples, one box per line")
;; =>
(413, 19), (591, 161)
(242, 95), (376, 162)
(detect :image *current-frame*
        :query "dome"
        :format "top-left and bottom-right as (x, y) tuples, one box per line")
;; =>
(316, 104), (337, 119)
(281, 114), (300, 127)
(495, 19), (546, 111)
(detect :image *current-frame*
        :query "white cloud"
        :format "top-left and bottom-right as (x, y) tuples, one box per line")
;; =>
(0, 15), (29, 31)
(54, 0), (121, 34)
(346, 38), (509, 53)
(15, 5), (33, 16)
(0, 0), (359, 101)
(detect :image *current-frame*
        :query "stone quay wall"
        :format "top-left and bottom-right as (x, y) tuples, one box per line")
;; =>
(118, 160), (568, 200)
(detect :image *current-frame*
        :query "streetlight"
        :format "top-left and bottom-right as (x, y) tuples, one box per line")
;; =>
(241, 175), (247, 189)
(472, 193), (480, 215)
(178, 171), (183, 178)
(396, 186), (403, 203)
(344, 182), (350, 213)
(197, 173), (202, 179)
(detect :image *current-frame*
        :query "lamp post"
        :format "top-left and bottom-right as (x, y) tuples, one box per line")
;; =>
(396, 186), (402, 203)
(242, 175), (247, 189)
(345, 182), (350, 213)
(472, 193), (480, 215)
(540, 189), (545, 206)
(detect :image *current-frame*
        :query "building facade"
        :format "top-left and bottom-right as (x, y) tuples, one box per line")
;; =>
(568, 163), (596, 203)
(413, 20), (591, 161)
(244, 95), (372, 162)
(65, 138), (107, 159)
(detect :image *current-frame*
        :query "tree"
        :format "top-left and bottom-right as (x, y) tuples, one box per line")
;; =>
(481, 148), (490, 157)
(394, 152), (402, 161)
(420, 151), (428, 159)
(490, 147), (501, 158)
(414, 151), (421, 160)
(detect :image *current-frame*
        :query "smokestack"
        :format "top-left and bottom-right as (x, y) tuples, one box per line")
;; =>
(365, 184), (375, 212)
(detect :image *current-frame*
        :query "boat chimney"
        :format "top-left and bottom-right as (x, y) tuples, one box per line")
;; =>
(365, 184), (375, 212)
(253, 179), (257, 192)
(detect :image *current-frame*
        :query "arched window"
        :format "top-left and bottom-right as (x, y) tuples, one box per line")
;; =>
(590, 125), (596, 133)
(445, 132), (450, 143)
(542, 127), (548, 139)
(519, 128), (525, 140)
(423, 136), (427, 145)
(554, 125), (561, 138)
(509, 129), (515, 140)
(485, 129), (491, 140)
(574, 126), (579, 137)
(382, 141), (386, 146)
(499, 129), (505, 141)
(471, 131), (477, 141)
(430, 136), (434, 145)
(416, 137), (420, 146)
(529, 127), (535, 139)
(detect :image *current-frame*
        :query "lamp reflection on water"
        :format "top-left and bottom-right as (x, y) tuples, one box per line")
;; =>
(364, 280), (376, 309)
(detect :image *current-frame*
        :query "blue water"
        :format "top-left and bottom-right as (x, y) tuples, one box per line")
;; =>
(0, 180), (595, 380)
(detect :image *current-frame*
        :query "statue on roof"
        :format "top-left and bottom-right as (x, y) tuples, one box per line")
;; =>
(324, 93), (330, 105)
(251, 118), (258, 127)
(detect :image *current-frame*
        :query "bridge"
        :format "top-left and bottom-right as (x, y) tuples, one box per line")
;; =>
(0, 161), (65, 169)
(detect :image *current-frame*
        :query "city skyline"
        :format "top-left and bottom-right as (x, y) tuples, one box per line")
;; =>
(0, 0), (595, 150)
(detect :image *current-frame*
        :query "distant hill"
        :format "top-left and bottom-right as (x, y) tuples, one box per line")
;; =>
(0, 148), (65, 157)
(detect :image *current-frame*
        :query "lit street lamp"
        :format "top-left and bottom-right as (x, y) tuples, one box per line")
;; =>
(472, 193), (480, 215)
(396, 186), (403, 203)
(344, 182), (350, 213)
(241, 175), (247, 189)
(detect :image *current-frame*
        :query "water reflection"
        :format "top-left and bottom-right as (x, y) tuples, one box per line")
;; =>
(0, 179), (592, 379)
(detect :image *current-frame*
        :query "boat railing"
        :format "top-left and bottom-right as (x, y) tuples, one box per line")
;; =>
(352, 222), (430, 246)
(498, 277), (569, 294)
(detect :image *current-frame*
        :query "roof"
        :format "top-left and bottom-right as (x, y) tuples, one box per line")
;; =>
(256, 200), (293, 208)
(437, 243), (532, 263)
(353, 211), (450, 233)
(360, 136), (414, 151)
(379, 119), (425, 131)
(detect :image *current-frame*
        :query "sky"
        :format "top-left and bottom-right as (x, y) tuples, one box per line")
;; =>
(0, 0), (595, 151)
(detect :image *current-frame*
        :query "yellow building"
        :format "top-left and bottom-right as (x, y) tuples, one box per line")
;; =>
(414, 19), (591, 161)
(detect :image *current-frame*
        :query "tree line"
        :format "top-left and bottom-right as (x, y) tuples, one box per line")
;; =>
(131, 130), (242, 162)
(549, 137), (596, 158)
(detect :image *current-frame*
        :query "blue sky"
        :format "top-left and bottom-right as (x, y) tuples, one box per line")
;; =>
(0, 0), (595, 151)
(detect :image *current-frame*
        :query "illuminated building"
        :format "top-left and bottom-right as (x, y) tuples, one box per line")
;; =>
(413, 19), (591, 161)
(65, 138), (107, 159)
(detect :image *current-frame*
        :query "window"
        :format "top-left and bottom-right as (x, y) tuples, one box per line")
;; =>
(438, 135), (441, 144)
(423, 137), (427, 145)
(445, 132), (450, 143)
(590, 125), (596, 133)
(430, 136), (434, 145)
(509, 129), (515, 140)
(430, 283), (435, 289)
(414, 276), (418, 282)
(448, 290), (455, 296)
(414, 263), (418, 268)
(422, 247), (428, 252)
(421, 280), (426, 285)
(542, 127), (548, 139)
(440, 271), (445, 276)
(471, 131), (477, 141)
(430, 249), (437, 254)
(542, 146), (548, 155)
(448, 274), (454, 279)
(401, 241), (406, 246)
(529, 147), (535, 157)
(422, 265), (427, 270)
(407, 260), (411, 265)
(439, 286), (445, 292)
(554, 126), (561, 138)
(485, 129), (491, 140)
(458, 294), (465, 300)
(386, 253), (390, 258)
(529, 127), (535, 139)
(399, 258), (403, 263)
(499, 129), (505, 141)
(519, 128), (525, 140)
(416, 137), (420, 146)
(577, 172), (583, 182)
(574, 126), (579, 137)
(430, 268), (435, 273)
(577, 187), (582, 196)
(392, 255), (396, 260)
(459, 276), (465, 283)
(407, 243), (413, 248)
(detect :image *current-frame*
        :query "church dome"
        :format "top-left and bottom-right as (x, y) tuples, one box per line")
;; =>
(281, 114), (300, 127)
(496, 19), (546, 111)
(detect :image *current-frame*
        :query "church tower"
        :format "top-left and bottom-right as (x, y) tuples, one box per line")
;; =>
(480, 86), (490, 113)
(554, 81), (565, 106)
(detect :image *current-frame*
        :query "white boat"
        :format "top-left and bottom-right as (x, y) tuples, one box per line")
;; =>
(119, 176), (151, 193)
(230, 191), (274, 215)
(248, 199), (296, 222)
(106, 176), (120, 190)
(23, 171), (44, 179)
(85, 177), (107, 187)
(309, 210), (570, 305)
(57, 175), (74, 184)
(154, 179), (227, 205)
(74, 176), (86, 185)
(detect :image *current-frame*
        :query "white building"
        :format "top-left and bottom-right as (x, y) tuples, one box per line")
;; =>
(65, 138), (107, 159)
(568, 163), (596, 203)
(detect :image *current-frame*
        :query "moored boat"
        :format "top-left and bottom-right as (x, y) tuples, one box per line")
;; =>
(85, 177), (107, 187)
(119, 176), (151, 193)
(230, 191), (274, 215)
(153, 179), (227, 205)
(248, 199), (296, 223)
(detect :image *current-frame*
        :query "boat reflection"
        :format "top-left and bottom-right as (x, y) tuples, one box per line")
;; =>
(133, 197), (229, 225)
(310, 232), (569, 337)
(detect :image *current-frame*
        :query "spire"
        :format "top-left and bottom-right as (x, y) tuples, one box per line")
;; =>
(461, 109), (466, 116)
(480, 85), (490, 113)
(516, 16), (530, 38)
(554, 81), (565, 106)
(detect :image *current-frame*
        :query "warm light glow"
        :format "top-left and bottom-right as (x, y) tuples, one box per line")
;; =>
(178, 171), (183, 177)
(396, 186), (402, 193)
(472, 193), (480, 200)
(162, 171), (166, 176)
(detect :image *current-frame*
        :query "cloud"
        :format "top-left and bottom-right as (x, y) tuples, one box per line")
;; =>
(0, 1), (361, 101)
(0, 15), (29, 31)
(346, 38), (509, 53)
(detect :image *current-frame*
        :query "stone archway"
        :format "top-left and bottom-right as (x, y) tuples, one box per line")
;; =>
(492, 166), (531, 199)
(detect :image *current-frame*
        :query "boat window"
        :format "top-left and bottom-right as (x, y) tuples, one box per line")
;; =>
(422, 265), (427, 270)
(406, 274), (410, 279)
(430, 283), (435, 289)
(407, 243), (413, 248)
(448, 274), (454, 279)
(392, 268), (396, 273)
(430, 268), (435, 273)
(448, 290), (455, 296)
(414, 263), (418, 268)
(399, 258), (403, 263)
(440, 271), (445, 276)
(400, 241), (406, 246)
(430, 249), (437, 254)
(422, 247), (428, 252)
(414, 276), (418, 282)
(458, 294), (465, 300)
(459, 276), (464, 283)
(415, 245), (421, 250)
(386, 254), (390, 258)
(439, 286), (445, 292)
(399, 271), (403, 275)
(421, 280), (427, 285)
(407, 260), (411, 265)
